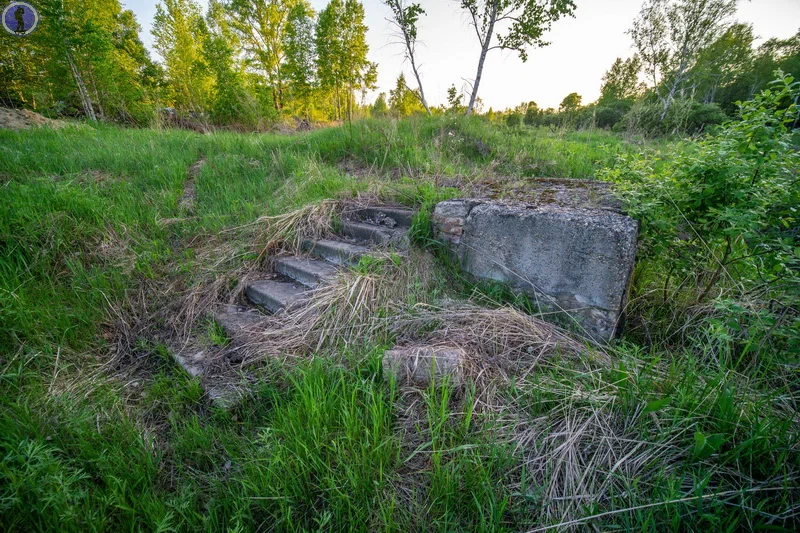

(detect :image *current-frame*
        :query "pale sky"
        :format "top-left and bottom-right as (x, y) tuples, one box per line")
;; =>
(124, 0), (800, 110)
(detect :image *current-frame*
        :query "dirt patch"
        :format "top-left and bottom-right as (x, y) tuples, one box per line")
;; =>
(179, 158), (206, 214)
(338, 157), (377, 178)
(0, 107), (69, 131)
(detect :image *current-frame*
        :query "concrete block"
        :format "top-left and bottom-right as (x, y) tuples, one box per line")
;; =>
(383, 346), (465, 386)
(432, 198), (638, 342)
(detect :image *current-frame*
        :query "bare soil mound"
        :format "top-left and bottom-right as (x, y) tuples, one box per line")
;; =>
(0, 108), (69, 131)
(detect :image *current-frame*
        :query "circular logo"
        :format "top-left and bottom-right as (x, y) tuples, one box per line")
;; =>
(2, 2), (39, 37)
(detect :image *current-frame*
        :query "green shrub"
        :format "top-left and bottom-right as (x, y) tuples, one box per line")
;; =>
(595, 100), (634, 129)
(685, 101), (727, 133)
(523, 107), (537, 126)
(621, 99), (727, 137)
(505, 113), (522, 128)
(603, 73), (800, 360)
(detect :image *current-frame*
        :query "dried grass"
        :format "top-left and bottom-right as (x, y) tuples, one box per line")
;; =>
(255, 199), (341, 260)
(214, 248), (438, 366)
(516, 402), (683, 527)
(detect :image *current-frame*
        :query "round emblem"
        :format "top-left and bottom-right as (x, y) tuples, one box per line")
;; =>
(2, 2), (39, 37)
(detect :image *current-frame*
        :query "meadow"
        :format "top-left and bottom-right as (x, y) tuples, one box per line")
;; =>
(1, 115), (797, 531)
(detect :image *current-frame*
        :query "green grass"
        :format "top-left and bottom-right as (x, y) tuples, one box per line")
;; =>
(1, 117), (797, 531)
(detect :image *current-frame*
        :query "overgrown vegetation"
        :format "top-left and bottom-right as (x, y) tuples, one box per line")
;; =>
(3, 0), (798, 138)
(604, 74), (800, 359)
(1, 84), (799, 532)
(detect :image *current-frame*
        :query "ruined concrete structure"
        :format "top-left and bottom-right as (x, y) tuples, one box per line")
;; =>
(432, 181), (638, 342)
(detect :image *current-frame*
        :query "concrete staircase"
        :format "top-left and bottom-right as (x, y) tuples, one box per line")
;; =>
(233, 204), (414, 319)
(180, 205), (417, 403)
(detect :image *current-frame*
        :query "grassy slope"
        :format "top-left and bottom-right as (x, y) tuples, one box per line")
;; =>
(1, 118), (796, 531)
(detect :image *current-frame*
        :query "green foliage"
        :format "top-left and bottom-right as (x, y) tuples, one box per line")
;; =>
(622, 98), (726, 136)
(283, 2), (318, 119)
(505, 113), (522, 127)
(371, 93), (389, 117)
(629, 0), (738, 117)
(522, 102), (541, 125)
(599, 55), (644, 105)
(316, 0), (377, 120)
(604, 73), (800, 357)
(595, 99), (634, 129)
(558, 92), (582, 112)
(446, 85), (465, 114)
(0, 0), (161, 122)
(153, 0), (212, 112)
(388, 73), (425, 117)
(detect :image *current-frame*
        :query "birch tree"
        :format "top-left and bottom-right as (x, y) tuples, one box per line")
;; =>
(457, 0), (576, 115)
(629, 0), (738, 118)
(382, 0), (430, 115)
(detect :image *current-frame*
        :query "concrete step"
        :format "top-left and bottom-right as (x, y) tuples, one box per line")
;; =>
(354, 206), (416, 228)
(302, 238), (370, 266)
(274, 256), (338, 288)
(212, 305), (263, 336)
(245, 279), (307, 314)
(341, 220), (409, 247)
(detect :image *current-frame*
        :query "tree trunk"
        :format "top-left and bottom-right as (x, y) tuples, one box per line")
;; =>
(466, 5), (498, 116)
(65, 45), (97, 122)
(404, 33), (430, 115)
(88, 67), (105, 119)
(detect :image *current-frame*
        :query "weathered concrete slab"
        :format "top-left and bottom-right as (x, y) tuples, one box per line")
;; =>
(302, 238), (369, 266)
(274, 256), (338, 288)
(432, 197), (638, 342)
(341, 220), (408, 247)
(354, 206), (416, 228)
(245, 279), (307, 314)
(383, 345), (465, 386)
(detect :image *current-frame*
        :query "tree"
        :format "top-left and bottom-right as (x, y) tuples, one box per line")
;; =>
(153, 0), (211, 111)
(457, 0), (576, 115)
(523, 101), (540, 125)
(689, 23), (753, 104)
(222, 0), (311, 111)
(599, 56), (644, 105)
(629, 0), (738, 118)
(13, 0), (161, 122)
(446, 84), (464, 113)
(383, 0), (430, 115)
(388, 72), (424, 116)
(202, 0), (251, 123)
(283, 2), (317, 118)
(316, 0), (377, 120)
(372, 92), (389, 117)
(559, 92), (581, 112)
(714, 29), (799, 113)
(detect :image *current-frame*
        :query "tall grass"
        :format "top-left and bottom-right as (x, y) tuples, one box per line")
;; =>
(1, 118), (797, 531)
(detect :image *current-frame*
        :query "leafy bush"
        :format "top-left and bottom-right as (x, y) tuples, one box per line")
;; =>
(622, 99), (727, 137)
(505, 113), (522, 128)
(603, 73), (800, 361)
(595, 100), (634, 129)
(685, 101), (727, 133)
(523, 106), (540, 126)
